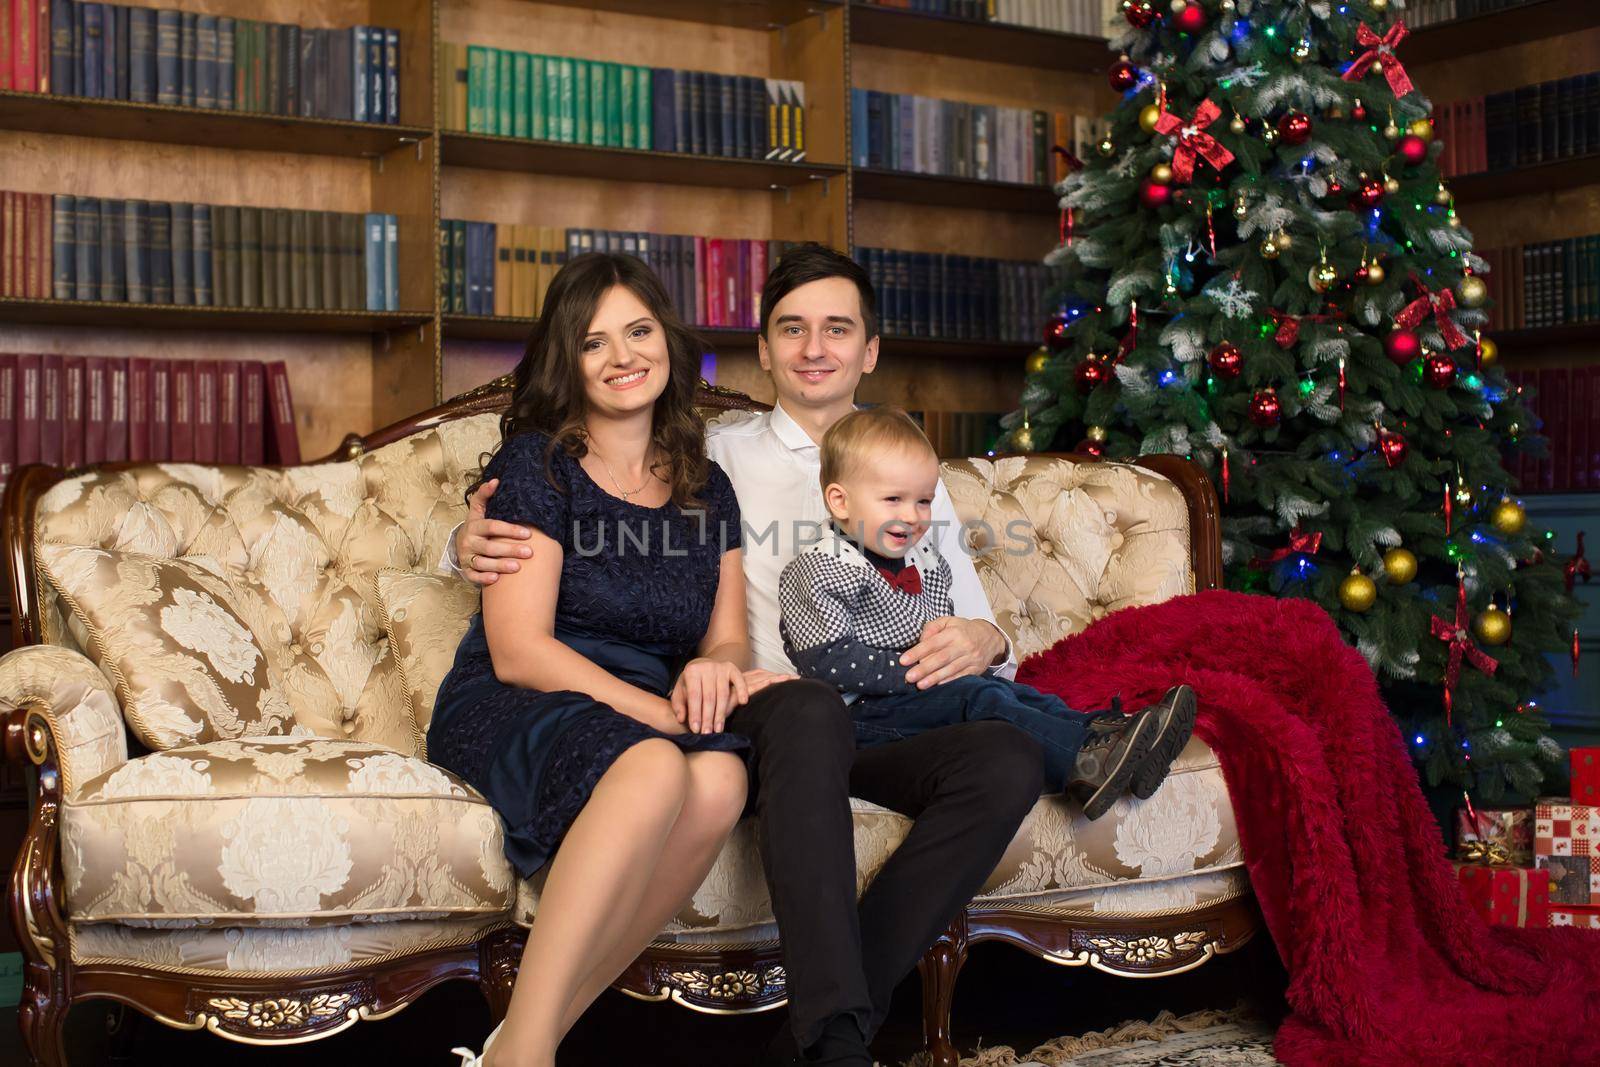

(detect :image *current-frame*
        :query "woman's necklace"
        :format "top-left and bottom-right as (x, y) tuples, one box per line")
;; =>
(590, 446), (654, 502)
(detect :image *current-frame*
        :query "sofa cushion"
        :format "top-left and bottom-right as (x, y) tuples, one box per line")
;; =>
(373, 569), (479, 742)
(515, 736), (1241, 936)
(36, 544), (297, 750)
(62, 736), (516, 927)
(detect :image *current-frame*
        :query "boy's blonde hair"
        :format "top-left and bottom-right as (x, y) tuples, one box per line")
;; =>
(819, 406), (937, 488)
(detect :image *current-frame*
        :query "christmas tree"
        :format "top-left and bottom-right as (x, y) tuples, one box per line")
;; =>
(1005, 0), (1580, 800)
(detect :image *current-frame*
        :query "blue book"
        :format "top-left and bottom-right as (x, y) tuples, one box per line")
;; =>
(123, 199), (151, 303)
(53, 195), (76, 299)
(368, 26), (385, 124)
(155, 8), (180, 105)
(192, 203), (213, 306)
(100, 199), (126, 302)
(748, 76), (764, 160)
(71, 1), (86, 96)
(385, 28), (399, 124)
(384, 214), (398, 311)
(180, 11), (196, 107)
(171, 202), (193, 304)
(353, 26), (368, 122)
(851, 89), (868, 167)
(74, 197), (100, 301)
(651, 68), (674, 152)
(719, 75), (734, 158)
(149, 201), (172, 304)
(52, 0), (76, 96)
(128, 7), (155, 103)
(732, 75), (749, 159)
(671, 70), (688, 153)
(101, 2), (119, 101)
(365, 213), (384, 312)
(82, 3), (104, 99)
(196, 15), (217, 109)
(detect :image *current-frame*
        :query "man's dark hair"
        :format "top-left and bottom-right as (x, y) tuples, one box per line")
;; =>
(759, 242), (880, 341)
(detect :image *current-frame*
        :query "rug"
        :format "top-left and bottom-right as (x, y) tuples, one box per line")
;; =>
(898, 1006), (1277, 1067)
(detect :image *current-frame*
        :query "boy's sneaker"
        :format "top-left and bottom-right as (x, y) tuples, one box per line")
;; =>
(1067, 706), (1159, 820)
(1130, 685), (1198, 800)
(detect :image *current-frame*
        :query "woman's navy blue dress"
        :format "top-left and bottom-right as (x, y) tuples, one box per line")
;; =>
(428, 429), (750, 879)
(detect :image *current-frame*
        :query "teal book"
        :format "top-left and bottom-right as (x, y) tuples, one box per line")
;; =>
(513, 52), (530, 138)
(467, 45), (487, 133)
(558, 57), (574, 143)
(602, 61), (619, 147)
(636, 65), (651, 151)
(365, 213), (384, 312)
(483, 47), (500, 135)
(530, 55), (546, 139)
(573, 58), (590, 145)
(496, 48), (512, 136)
(620, 64), (635, 148)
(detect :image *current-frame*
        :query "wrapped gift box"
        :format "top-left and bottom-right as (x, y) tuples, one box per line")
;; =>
(1534, 800), (1600, 906)
(1574, 748), (1600, 806)
(1454, 862), (1550, 928)
(1550, 905), (1600, 929)
(1455, 805), (1534, 866)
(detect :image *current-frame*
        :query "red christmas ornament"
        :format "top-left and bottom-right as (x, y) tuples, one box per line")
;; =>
(1121, 0), (1156, 27)
(1353, 176), (1385, 208)
(1278, 112), (1313, 146)
(1045, 312), (1074, 353)
(1075, 357), (1111, 393)
(1378, 428), (1408, 468)
(1424, 352), (1457, 388)
(1567, 531), (1592, 593)
(1076, 437), (1106, 457)
(1139, 178), (1173, 208)
(1396, 133), (1428, 166)
(1385, 327), (1421, 365)
(1109, 58), (1139, 92)
(1249, 388), (1282, 427)
(1172, 4), (1207, 32)
(1352, 101), (1368, 121)
(1220, 446), (1230, 503)
(1207, 341), (1244, 379)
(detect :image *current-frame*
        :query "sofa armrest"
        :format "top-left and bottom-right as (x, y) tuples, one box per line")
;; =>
(1, 645), (129, 798)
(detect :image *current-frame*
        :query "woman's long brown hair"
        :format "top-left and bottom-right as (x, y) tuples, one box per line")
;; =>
(465, 252), (710, 510)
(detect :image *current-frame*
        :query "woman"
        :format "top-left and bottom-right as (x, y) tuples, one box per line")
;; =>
(430, 253), (777, 1067)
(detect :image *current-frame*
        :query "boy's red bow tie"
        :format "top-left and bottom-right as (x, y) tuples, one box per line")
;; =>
(876, 565), (922, 596)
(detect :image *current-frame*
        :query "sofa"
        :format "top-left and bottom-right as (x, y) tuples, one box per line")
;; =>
(2, 375), (1259, 1067)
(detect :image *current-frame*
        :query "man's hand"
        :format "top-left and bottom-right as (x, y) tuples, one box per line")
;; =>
(671, 658), (750, 734)
(456, 478), (534, 587)
(901, 617), (1007, 689)
(742, 668), (800, 697)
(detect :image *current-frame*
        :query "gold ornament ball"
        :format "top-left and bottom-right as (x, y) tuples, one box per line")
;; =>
(1139, 104), (1163, 134)
(1383, 122), (1401, 141)
(1383, 175), (1401, 194)
(1169, 0), (1186, 11)
(1309, 262), (1339, 293)
(1448, 213), (1462, 228)
(1491, 498), (1527, 535)
(1457, 275), (1488, 308)
(1478, 336), (1499, 366)
(1150, 162), (1175, 185)
(1263, 127), (1279, 145)
(1292, 40), (1312, 61)
(1473, 608), (1512, 647)
(1454, 482), (1475, 508)
(1409, 118), (1434, 143)
(1229, 114), (1247, 134)
(1338, 570), (1378, 613)
(1371, 0), (1388, 9)
(1012, 424), (1037, 452)
(1097, 134), (1116, 157)
(1025, 348), (1051, 375)
(1434, 183), (1452, 205)
(1365, 261), (1387, 286)
(1220, 0), (1235, 9)
(1087, 424), (1108, 443)
(1232, 196), (1250, 220)
(1275, 229), (1294, 250)
(1260, 235), (1282, 260)
(1382, 547), (1418, 585)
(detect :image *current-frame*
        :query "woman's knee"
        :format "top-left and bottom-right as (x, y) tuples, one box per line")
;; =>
(609, 738), (691, 810)
(683, 752), (748, 835)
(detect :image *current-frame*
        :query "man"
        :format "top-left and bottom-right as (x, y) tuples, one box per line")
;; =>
(441, 245), (1140, 1065)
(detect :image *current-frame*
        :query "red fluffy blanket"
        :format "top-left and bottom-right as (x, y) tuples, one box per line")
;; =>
(1016, 589), (1600, 1067)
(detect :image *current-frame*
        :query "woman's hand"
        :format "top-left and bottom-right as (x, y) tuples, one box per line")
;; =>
(671, 658), (748, 734)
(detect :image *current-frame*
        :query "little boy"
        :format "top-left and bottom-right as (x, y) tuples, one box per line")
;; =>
(777, 407), (1196, 819)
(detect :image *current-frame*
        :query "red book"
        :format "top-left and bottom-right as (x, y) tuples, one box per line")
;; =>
(1474, 97), (1488, 173)
(169, 359), (195, 462)
(734, 240), (749, 327)
(217, 360), (241, 464)
(36, 0), (48, 93)
(39, 352), (62, 465)
(750, 240), (768, 330)
(13, 0), (37, 96)
(84, 355), (107, 464)
(16, 353), (41, 467)
(1539, 367), (1567, 492)
(265, 360), (300, 465)
(29, 191), (48, 297)
(62, 354), (84, 467)
(692, 236), (706, 326)
(706, 238), (725, 327)
(1442, 102), (1458, 177)
(0, 354), (16, 494)
(240, 360), (265, 464)
(193, 358), (218, 463)
(1574, 368), (1592, 492)
(1590, 365), (1600, 489)
(149, 358), (170, 460)
(105, 356), (128, 461)
(127, 356), (151, 461)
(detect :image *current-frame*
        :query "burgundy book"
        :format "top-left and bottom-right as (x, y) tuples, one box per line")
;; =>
(750, 240), (768, 330)
(1573, 366), (1591, 493)
(127, 357), (152, 462)
(693, 236), (707, 326)
(193, 358), (218, 463)
(149, 359), (171, 460)
(30, 192), (49, 298)
(265, 360), (300, 465)
(169, 359), (195, 462)
(1591, 365), (1600, 490)
(0, 354), (15, 494)
(0, 193), (11, 295)
(39, 353), (63, 465)
(217, 360), (241, 464)
(84, 356), (107, 465)
(1442, 102), (1459, 177)
(707, 239), (725, 327)
(63, 354), (85, 468)
(240, 360), (265, 465)
(1539, 367), (1567, 492)
(16, 353), (41, 467)
(105, 356), (128, 462)
(734, 239), (749, 328)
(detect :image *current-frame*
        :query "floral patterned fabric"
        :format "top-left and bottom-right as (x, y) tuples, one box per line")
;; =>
(0, 644), (129, 797)
(372, 570), (479, 743)
(62, 736), (516, 927)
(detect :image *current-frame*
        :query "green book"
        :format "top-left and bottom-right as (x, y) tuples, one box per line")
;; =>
(496, 48), (512, 136)
(602, 61), (620, 147)
(530, 55), (546, 139)
(513, 52), (530, 138)
(483, 47), (500, 136)
(573, 58), (590, 145)
(467, 45), (487, 133)
(558, 57), (574, 143)
(635, 65), (651, 151)
(233, 19), (250, 111)
(619, 64), (635, 148)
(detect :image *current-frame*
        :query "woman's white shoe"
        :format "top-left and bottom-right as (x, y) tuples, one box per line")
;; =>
(450, 1021), (504, 1065)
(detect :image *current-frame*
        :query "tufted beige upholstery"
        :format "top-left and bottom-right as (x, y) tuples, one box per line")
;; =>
(2, 406), (1241, 988)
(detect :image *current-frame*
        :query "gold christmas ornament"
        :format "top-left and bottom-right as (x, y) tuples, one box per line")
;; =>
(1097, 133), (1117, 157)
(1457, 275), (1488, 308)
(1448, 213), (1462, 228)
(1309, 261), (1339, 293)
(1087, 424), (1108, 442)
(1275, 229), (1294, 250)
(1383, 121), (1401, 141)
(1139, 104), (1163, 134)
(1338, 570), (1378, 613)
(1382, 547), (1418, 585)
(1169, 0), (1187, 11)
(1012, 423), (1037, 452)
(1371, 0), (1388, 9)
(1454, 480), (1475, 508)
(1232, 194), (1250, 220)
(1229, 113), (1247, 134)
(1490, 497), (1527, 535)
(1150, 162), (1175, 185)
(1383, 175), (1401, 194)
(1025, 348), (1051, 375)
(1478, 336), (1499, 366)
(1365, 261), (1387, 285)
(1434, 182), (1452, 205)
(1220, 0), (1235, 9)
(1260, 234), (1282, 259)
(1263, 126), (1279, 145)
(1473, 608), (1512, 646)
(1409, 118), (1434, 143)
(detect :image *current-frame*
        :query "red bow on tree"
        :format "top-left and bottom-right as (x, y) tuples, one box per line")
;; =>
(1253, 525), (1323, 568)
(1152, 99), (1235, 183)
(1267, 309), (1345, 349)
(878, 565), (923, 597)
(1429, 579), (1500, 725)
(1341, 21), (1414, 97)
(1396, 279), (1471, 350)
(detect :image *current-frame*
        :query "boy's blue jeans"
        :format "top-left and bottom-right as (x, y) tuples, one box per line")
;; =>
(851, 675), (1105, 792)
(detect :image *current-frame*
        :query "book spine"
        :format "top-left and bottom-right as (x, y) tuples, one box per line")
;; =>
(148, 201), (171, 303)
(40, 354), (62, 466)
(154, 8), (177, 104)
(369, 25), (385, 124)
(83, 355), (104, 465)
(216, 16), (233, 110)
(82, 1), (103, 98)
(148, 358), (168, 459)
(105, 356), (127, 462)
(169, 359), (194, 462)
(386, 27), (398, 124)
(52, 193), (75, 299)
(179, 10), (196, 107)
(217, 359), (240, 464)
(99, 198), (124, 301)
(0, 356), (16, 496)
(241, 360), (265, 464)
(15, 355), (41, 468)
(385, 213), (398, 312)
(51, 0), (75, 96)
(123, 198), (149, 302)
(193, 359), (217, 462)
(365, 212), (383, 312)
(265, 360), (300, 464)
(127, 356), (150, 461)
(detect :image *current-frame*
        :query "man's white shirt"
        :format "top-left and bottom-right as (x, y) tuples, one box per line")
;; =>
(438, 400), (1017, 679)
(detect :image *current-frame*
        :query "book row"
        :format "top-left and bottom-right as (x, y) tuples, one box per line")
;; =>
(1478, 237), (1600, 332)
(1406, 0), (1544, 27)
(0, 191), (401, 312)
(1504, 366), (1600, 494)
(1484, 73), (1600, 174)
(441, 45), (806, 162)
(2, 0), (401, 123)
(1434, 98), (1487, 179)
(850, 89), (1085, 185)
(0, 354), (303, 502)
(859, 0), (1119, 35)
(911, 408), (1005, 460)
(853, 246), (1056, 343)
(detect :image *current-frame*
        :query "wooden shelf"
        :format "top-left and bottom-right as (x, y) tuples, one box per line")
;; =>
(1493, 322), (1600, 351)
(848, 3), (1110, 71)
(1451, 155), (1600, 203)
(529, 0), (841, 29)
(0, 297), (433, 335)
(443, 315), (765, 349)
(441, 132), (845, 190)
(852, 167), (1057, 213)
(0, 89), (430, 159)
(1407, 0), (1600, 64)
(879, 335), (1032, 360)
